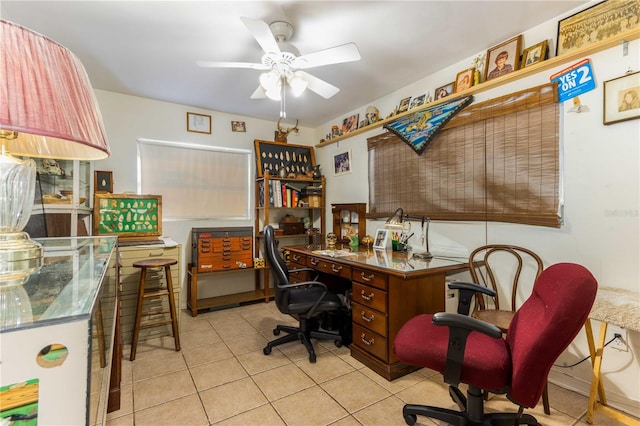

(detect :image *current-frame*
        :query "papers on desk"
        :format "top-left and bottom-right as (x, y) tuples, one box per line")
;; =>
(160, 236), (178, 247)
(311, 249), (355, 257)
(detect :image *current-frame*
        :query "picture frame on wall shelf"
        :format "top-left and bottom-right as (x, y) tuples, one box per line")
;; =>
(556, 0), (639, 57)
(94, 170), (113, 194)
(333, 149), (352, 176)
(373, 229), (390, 250)
(342, 113), (359, 133)
(231, 120), (246, 132)
(410, 94), (426, 109)
(521, 40), (548, 68)
(454, 68), (475, 92)
(398, 96), (411, 113)
(187, 112), (212, 134)
(603, 70), (640, 125)
(434, 82), (454, 100)
(484, 35), (522, 81)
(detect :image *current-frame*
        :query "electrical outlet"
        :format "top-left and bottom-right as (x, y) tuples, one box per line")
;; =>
(607, 324), (628, 352)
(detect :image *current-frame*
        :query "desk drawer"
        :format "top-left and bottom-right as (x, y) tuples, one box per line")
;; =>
(352, 282), (387, 313)
(352, 323), (388, 362)
(289, 252), (307, 266)
(352, 267), (388, 290)
(352, 302), (387, 336)
(307, 256), (351, 279)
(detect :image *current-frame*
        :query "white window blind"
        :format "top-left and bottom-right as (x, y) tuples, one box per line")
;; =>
(137, 138), (251, 220)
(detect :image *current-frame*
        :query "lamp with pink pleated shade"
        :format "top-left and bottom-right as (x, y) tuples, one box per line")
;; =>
(0, 19), (111, 287)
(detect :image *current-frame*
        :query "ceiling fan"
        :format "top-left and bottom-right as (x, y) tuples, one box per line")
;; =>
(197, 17), (361, 103)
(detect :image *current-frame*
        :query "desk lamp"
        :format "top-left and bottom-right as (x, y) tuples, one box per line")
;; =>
(0, 20), (111, 289)
(385, 208), (433, 260)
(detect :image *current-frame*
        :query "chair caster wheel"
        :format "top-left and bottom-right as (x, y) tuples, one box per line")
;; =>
(404, 414), (417, 425)
(335, 340), (342, 348)
(309, 353), (316, 363)
(273, 329), (280, 336)
(263, 346), (272, 355)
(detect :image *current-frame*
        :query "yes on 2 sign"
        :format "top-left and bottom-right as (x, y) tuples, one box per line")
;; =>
(550, 58), (596, 102)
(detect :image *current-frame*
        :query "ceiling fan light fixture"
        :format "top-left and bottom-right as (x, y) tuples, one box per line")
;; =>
(289, 72), (308, 97)
(260, 70), (282, 100)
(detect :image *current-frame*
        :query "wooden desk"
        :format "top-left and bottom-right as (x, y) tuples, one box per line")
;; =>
(285, 246), (471, 380)
(585, 287), (640, 425)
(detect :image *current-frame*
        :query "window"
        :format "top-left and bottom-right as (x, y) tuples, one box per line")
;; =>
(137, 138), (251, 220)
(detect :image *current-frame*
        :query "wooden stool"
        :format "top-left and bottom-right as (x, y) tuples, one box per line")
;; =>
(130, 258), (180, 361)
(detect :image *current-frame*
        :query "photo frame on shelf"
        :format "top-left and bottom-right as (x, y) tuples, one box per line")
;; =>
(94, 170), (113, 194)
(454, 68), (474, 92)
(603, 71), (640, 125)
(484, 35), (522, 81)
(373, 229), (390, 250)
(410, 94), (426, 109)
(398, 96), (412, 113)
(342, 113), (359, 133)
(231, 120), (246, 132)
(333, 149), (352, 176)
(434, 82), (454, 100)
(186, 112), (212, 134)
(521, 40), (548, 68)
(556, 0), (639, 56)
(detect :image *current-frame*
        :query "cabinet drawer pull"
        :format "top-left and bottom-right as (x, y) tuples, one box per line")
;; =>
(360, 333), (375, 346)
(310, 258), (319, 266)
(360, 272), (375, 282)
(360, 289), (374, 301)
(293, 254), (301, 262)
(331, 264), (342, 273)
(360, 311), (374, 322)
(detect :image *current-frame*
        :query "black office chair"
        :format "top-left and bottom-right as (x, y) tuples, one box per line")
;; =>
(262, 225), (344, 363)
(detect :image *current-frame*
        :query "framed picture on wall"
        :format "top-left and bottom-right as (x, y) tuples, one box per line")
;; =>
(521, 40), (548, 68)
(333, 149), (352, 175)
(484, 35), (522, 81)
(454, 68), (474, 92)
(434, 82), (454, 100)
(603, 71), (640, 125)
(231, 120), (246, 132)
(94, 170), (113, 193)
(187, 112), (212, 134)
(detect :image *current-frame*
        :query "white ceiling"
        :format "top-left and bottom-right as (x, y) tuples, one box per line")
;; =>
(1, 1), (587, 127)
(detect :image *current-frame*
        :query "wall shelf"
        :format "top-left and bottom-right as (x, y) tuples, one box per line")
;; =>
(316, 28), (639, 148)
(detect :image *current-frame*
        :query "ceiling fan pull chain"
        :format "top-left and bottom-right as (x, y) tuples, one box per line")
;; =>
(280, 76), (286, 118)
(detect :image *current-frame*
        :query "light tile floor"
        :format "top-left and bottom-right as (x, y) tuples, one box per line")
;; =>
(106, 302), (632, 426)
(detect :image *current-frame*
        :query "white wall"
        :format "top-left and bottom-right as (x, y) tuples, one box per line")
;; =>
(313, 12), (640, 417)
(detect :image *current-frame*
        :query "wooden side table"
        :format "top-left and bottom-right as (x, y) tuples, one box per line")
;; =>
(585, 287), (640, 425)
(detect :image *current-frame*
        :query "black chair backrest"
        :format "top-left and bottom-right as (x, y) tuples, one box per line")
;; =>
(506, 262), (597, 408)
(263, 225), (290, 312)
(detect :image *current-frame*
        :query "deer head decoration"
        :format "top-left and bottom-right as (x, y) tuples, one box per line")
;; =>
(274, 118), (299, 143)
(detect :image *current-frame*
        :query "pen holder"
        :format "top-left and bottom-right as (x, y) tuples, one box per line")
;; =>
(392, 240), (407, 252)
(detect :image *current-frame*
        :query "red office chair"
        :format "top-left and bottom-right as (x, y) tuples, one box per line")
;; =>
(394, 263), (597, 426)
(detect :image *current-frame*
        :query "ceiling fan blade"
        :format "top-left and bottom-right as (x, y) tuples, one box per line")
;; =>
(293, 43), (361, 69)
(240, 17), (281, 54)
(196, 60), (269, 70)
(298, 71), (340, 99)
(250, 86), (266, 99)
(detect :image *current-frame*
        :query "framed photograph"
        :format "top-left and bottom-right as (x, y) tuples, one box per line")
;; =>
(398, 96), (412, 113)
(342, 113), (359, 133)
(410, 94), (426, 109)
(557, 0), (639, 56)
(231, 120), (246, 132)
(484, 35), (522, 81)
(186, 112), (212, 134)
(374, 249), (389, 267)
(434, 82), (454, 100)
(603, 71), (640, 125)
(521, 40), (548, 68)
(333, 149), (352, 175)
(94, 170), (113, 193)
(454, 68), (474, 92)
(373, 229), (390, 250)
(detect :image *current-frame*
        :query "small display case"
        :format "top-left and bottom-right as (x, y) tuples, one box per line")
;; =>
(332, 203), (367, 246)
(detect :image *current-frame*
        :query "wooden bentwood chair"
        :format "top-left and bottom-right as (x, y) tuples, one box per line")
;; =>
(449, 244), (550, 415)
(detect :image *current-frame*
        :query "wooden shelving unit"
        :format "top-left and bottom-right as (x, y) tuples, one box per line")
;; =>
(317, 28), (640, 148)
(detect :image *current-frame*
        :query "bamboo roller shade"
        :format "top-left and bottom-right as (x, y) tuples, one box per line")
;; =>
(367, 83), (561, 228)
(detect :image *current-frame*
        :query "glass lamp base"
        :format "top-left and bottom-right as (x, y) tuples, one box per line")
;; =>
(0, 232), (43, 287)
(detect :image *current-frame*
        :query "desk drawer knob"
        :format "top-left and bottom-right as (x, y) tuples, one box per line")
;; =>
(360, 272), (374, 282)
(360, 289), (374, 301)
(360, 311), (374, 322)
(360, 333), (375, 346)
(331, 264), (342, 273)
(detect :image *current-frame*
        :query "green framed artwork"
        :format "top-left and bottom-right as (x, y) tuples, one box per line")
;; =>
(93, 193), (162, 238)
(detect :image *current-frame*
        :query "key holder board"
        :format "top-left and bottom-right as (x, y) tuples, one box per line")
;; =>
(94, 194), (162, 239)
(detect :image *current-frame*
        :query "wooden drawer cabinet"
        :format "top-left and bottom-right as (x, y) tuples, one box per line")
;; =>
(353, 302), (387, 336)
(352, 282), (387, 313)
(353, 323), (388, 361)
(353, 267), (388, 290)
(287, 251), (310, 283)
(193, 228), (253, 273)
(308, 255), (352, 279)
